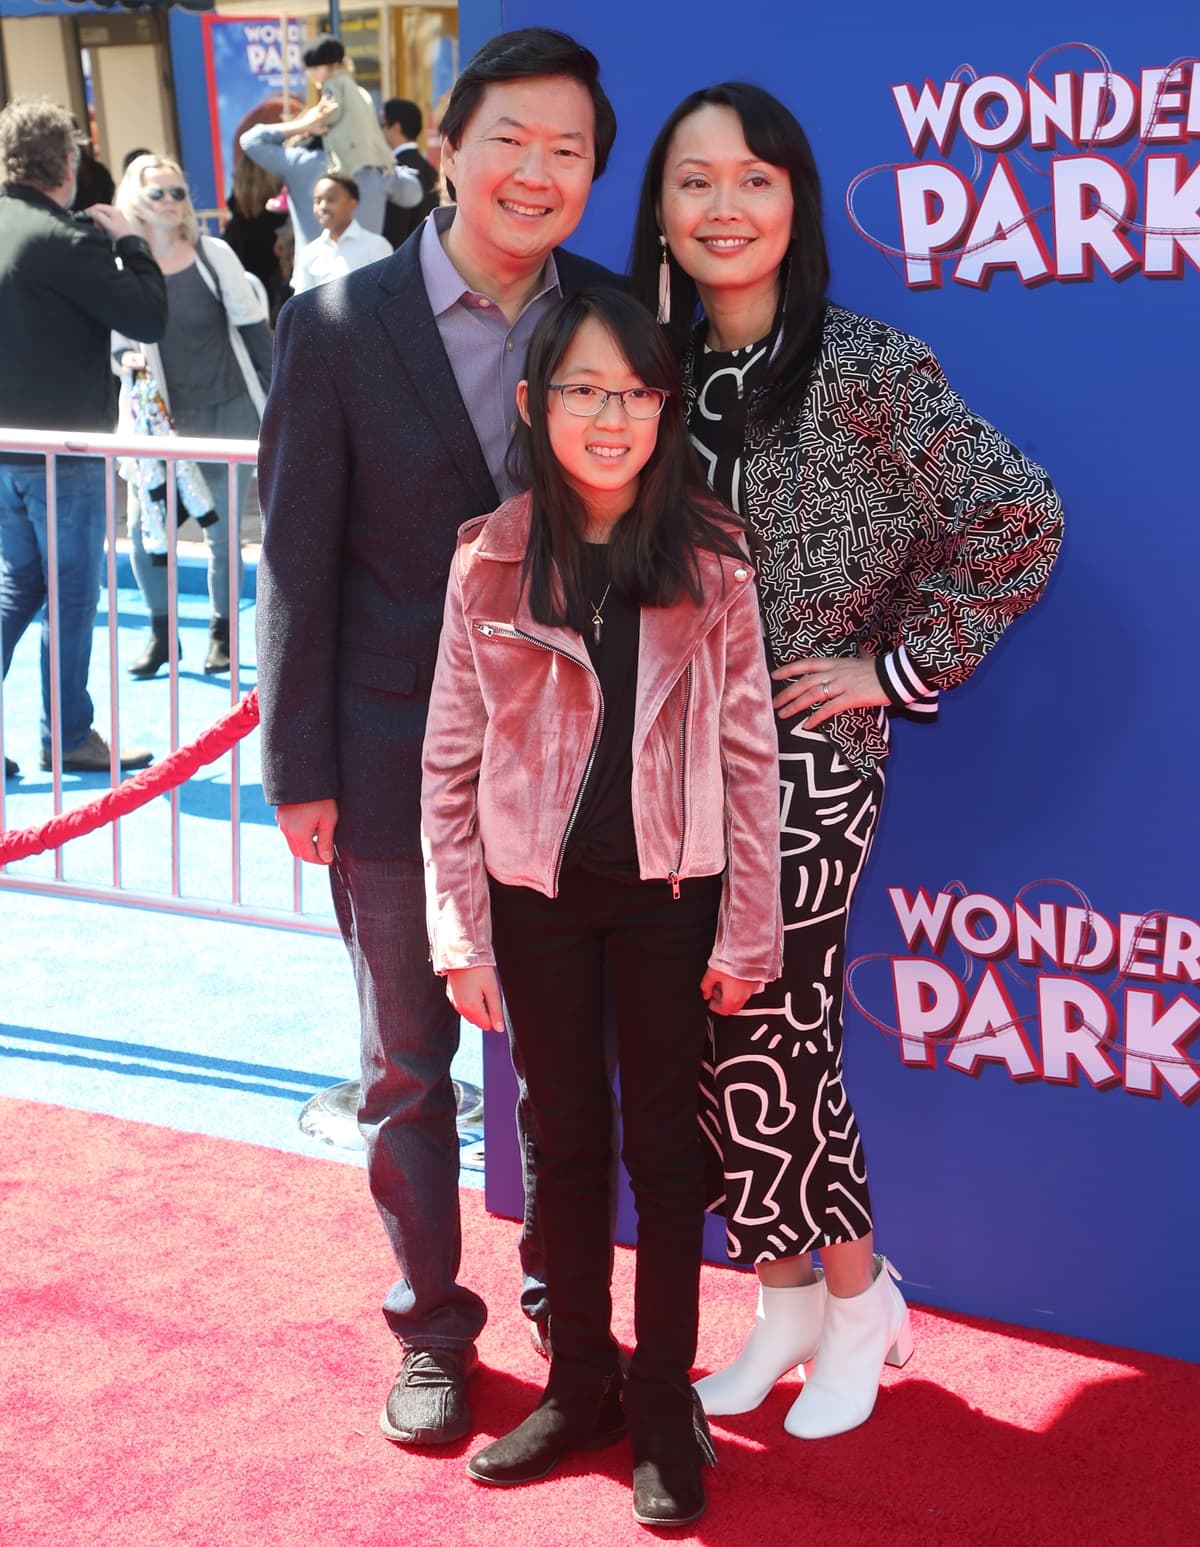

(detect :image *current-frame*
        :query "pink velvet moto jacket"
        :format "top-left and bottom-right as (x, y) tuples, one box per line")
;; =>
(420, 492), (784, 986)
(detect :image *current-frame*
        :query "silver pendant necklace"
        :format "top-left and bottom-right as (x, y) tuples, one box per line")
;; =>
(589, 583), (613, 645)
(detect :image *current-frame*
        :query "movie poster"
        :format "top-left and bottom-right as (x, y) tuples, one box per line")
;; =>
(845, 44), (1200, 288)
(201, 15), (307, 200)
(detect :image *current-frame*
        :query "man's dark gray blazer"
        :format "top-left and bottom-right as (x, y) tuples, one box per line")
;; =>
(255, 232), (619, 858)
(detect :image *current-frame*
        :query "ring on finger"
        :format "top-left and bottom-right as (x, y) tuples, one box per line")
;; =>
(821, 679), (832, 697)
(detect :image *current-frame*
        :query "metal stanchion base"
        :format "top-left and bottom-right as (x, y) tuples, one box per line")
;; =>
(455, 1079), (484, 1125)
(297, 1079), (362, 1149)
(298, 1078), (484, 1152)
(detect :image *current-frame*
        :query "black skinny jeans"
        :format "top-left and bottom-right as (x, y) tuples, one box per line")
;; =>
(490, 866), (723, 1389)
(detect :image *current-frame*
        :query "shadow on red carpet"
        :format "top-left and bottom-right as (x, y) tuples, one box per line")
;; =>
(2, 1096), (1195, 1547)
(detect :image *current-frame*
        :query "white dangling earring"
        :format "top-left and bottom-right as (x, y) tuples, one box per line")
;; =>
(656, 233), (671, 326)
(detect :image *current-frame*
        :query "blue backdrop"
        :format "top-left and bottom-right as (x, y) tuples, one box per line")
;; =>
(467, 0), (1200, 1362)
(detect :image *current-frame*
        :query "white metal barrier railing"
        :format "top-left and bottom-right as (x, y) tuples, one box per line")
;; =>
(0, 427), (336, 938)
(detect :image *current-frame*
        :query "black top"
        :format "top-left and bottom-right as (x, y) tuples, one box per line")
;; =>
(223, 198), (287, 290)
(561, 541), (640, 881)
(71, 151), (115, 212)
(0, 184), (166, 439)
(383, 146), (440, 250)
(687, 333), (772, 516)
(159, 263), (246, 411)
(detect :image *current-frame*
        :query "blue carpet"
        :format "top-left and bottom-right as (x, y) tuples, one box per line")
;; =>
(0, 552), (483, 1175)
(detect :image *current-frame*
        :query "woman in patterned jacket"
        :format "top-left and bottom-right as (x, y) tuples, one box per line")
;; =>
(631, 82), (1063, 1442)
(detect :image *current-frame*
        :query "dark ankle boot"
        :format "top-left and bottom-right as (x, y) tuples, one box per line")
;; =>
(128, 615), (172, 679)
(466, 1363), (624, 1487)
(626, 1381), (716, 1529)
(204, 616), (231, 674)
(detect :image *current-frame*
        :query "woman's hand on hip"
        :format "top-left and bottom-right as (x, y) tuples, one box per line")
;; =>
(772, 652), (889, 730)
(447, 965), (506, 1033)
(700, 969), (762, 1018)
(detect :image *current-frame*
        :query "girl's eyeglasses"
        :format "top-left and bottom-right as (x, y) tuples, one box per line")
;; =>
(549, 383), (669, 420)
(145, 186), (188, 203)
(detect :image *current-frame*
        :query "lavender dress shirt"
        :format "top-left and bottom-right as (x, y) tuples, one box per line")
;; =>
(419, 207), (561, 501)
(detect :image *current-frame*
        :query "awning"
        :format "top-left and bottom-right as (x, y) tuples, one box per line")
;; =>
(31, 0), (214, 10)
(211, 0), (450, 12)
(30, 0), (213, 11)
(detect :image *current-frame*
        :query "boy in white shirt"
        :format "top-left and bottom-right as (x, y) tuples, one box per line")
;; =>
(291, 174), (391, 294)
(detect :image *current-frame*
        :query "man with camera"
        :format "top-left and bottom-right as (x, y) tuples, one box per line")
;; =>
(0, 98), (166, 776)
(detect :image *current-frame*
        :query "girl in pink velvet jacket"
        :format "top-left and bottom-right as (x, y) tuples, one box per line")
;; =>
(420, 288), (781, 1529)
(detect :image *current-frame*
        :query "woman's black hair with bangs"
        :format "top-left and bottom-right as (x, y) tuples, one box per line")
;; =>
(507, 287), (746, 630)
(630, 82), (829, 426)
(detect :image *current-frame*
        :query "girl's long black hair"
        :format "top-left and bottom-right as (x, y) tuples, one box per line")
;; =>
(508, 287), (747, 630)
(629, 82), (829, 427)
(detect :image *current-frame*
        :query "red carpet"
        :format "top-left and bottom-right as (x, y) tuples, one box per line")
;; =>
(2, 1096), (1196, 1547)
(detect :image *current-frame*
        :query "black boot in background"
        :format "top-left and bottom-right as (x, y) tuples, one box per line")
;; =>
(626, 1379), (716, 1529)
(204, 616), (231, 675)
(128, 615), (172, 679)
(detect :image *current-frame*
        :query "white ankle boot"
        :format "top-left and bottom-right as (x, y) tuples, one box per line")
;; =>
(694, 1273), (826, 1417)
(783, 1256), (912, 1439)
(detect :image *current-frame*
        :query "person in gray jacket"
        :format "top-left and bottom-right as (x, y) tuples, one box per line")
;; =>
(0, 98), (165, 777)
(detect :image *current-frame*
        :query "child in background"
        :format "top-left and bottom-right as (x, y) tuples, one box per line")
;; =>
(299, 35), (394, 182)
(420, 288), (783, 1530)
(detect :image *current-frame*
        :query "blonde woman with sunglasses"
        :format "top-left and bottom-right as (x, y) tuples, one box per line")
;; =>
(113, 155), (270, 676)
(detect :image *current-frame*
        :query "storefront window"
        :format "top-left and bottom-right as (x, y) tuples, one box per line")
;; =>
(332, 11), (383, 107)
(308, 5), (455, 165)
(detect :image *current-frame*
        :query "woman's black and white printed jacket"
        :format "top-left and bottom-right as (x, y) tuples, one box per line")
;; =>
(682, 303), (1065, 777)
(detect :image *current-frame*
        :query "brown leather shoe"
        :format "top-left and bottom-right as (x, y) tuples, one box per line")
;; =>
(40, 730), (153, 773)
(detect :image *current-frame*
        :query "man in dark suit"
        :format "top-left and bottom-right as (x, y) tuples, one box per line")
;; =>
(380, 97), (439, 249)
(255, 29), (619, 1448)
(0, 97), (164, 779)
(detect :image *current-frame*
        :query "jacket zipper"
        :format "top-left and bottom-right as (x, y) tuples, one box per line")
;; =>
(666, 662), (693, 901)
(473, 621), (604, 895)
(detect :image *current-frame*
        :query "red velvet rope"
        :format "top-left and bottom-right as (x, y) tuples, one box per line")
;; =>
(0, 689), (261, 865)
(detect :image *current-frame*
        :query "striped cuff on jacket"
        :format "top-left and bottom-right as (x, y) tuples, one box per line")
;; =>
(876, 646), (939, 718)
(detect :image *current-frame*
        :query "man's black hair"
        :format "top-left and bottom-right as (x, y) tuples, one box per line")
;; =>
(439, 28), (616, 180)
(381, 98), (423, 142)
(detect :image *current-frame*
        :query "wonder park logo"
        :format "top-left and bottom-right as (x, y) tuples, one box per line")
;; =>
(847, 44), (1200, 288)
(847, 883), (1200, 1103)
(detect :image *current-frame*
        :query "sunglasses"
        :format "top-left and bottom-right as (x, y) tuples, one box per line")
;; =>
(145, 185), (188, 203)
